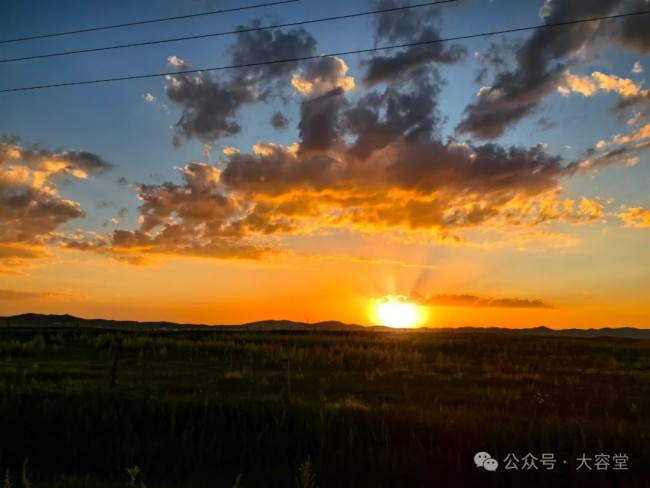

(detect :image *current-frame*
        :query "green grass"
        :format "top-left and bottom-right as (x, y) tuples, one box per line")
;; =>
(0, 328), (648, 487)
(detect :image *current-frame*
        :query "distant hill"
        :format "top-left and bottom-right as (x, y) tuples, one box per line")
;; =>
(0, 313), (648, 339)
(240, 320), (368, 332)
(446, 325), (650, 340)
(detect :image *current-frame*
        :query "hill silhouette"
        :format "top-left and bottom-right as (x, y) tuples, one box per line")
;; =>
(0, 313), (648, 339)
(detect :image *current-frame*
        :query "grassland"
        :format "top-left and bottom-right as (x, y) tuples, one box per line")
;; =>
(0, 328), (648, 487)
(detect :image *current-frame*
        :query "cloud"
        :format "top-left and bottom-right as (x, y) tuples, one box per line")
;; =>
(63, 55), (638, 264)
(142, 92), (170, 114)
(291, 56), (355, 96)
(410, 292), (556, 309)
(583, 121), (650, 162)
(0, 288), (63, 300)
(271, 111), (289, 130)
(558, 71), (643, 98)
(61, 163), (277, 263)
(217, 137), (598, 234)
(536, 117), (558, 131)
(229, 20), (317, 89)
(0, 135), (111, 270)
(618, 206), (650, 227)
(103, 207), (129, 227)
(166, 72), (257, 147)
(474, 39), (515, 84)
(632, 61), (644, 74)
(300, 253), (440, 270)
(298, 87), (347, 154)
(457, 0), (626, 139)
(343, 68), (441, 160)
(167, 55), (187, 68)
(627, 112), (643, 126)
(165, 22), (317, 147)
(612, 0), (650, 53)
(558, 69), (650, 134)
(362, 0), (466, 85)
(612, 121), (650, 144)
(67, 128), (600, 264)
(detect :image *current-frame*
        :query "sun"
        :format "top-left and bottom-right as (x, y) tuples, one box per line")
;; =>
(369, 295), (428, 329)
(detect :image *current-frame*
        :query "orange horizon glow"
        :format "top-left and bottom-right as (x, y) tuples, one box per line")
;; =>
(1, 244), (648, 330)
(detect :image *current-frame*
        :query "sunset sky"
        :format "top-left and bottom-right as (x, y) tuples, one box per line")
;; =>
(1, 0), (648, 328)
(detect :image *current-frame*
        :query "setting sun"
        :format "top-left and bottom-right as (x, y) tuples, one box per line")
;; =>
(369, 295), (429, 329)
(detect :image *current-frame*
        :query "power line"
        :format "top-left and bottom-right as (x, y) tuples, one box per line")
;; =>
(0, 0), (300, 45)
(1, 9), (648, 94)
(0, 0), (457, 64)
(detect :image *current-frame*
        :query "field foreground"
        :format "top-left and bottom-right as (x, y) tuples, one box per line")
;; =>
(0, 327), (648, 487)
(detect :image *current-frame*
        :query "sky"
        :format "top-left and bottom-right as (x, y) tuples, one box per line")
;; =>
(0, 0), (649, 328)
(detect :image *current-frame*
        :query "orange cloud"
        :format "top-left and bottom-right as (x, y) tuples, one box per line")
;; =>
(618, 207), (650, 228)
(55, 68), (639, 265)
(0, 136), (111, 271)
(0, 288), (66, 300)
(559, 70), (645, 98)
(613, 122), (650, 145)
(411, 292), (556, 309)
(291, 56), (355, 96)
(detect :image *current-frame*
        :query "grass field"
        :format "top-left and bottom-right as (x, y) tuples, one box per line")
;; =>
(0, 328), (648, 487)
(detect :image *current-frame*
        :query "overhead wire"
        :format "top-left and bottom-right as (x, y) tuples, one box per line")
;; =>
(0, 0), (301, 44)
(0, 0), (457, 64)
(1, 9), (648, 94)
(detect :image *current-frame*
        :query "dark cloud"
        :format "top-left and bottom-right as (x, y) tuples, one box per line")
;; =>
(229, 21), (317, 91)
(63, 151), (112, 174)
(166, 22), (317, 147)
(220, 143), (337, 193)
(613, 0), (650, 53)
(298, 87), (347, 154)
(384, 141), (565, 196)
(615, 90), (650, 121)
(362, 0), (466, 85)
(474, 40), (516, 84)
(457, 0), (625, 139)
(410, 292), (556, 309)
(344, 68), (441, 160)
(166, 73), (256, 147)
(271, 111), (289, 130)
(536, 117), (559, 131)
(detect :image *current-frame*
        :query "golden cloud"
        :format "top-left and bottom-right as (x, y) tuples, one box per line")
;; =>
(0, 136), (111, 271)
(291, 57), (355, 96)
(410, 292), (556, 309)
(559, 70), (645, 98)
(618, 207), (650, 228)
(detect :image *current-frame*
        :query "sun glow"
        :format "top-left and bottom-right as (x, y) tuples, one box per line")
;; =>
(369, 295), (429, 329)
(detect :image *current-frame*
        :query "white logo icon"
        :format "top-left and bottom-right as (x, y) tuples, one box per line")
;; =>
(474, 452), (499, 471)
